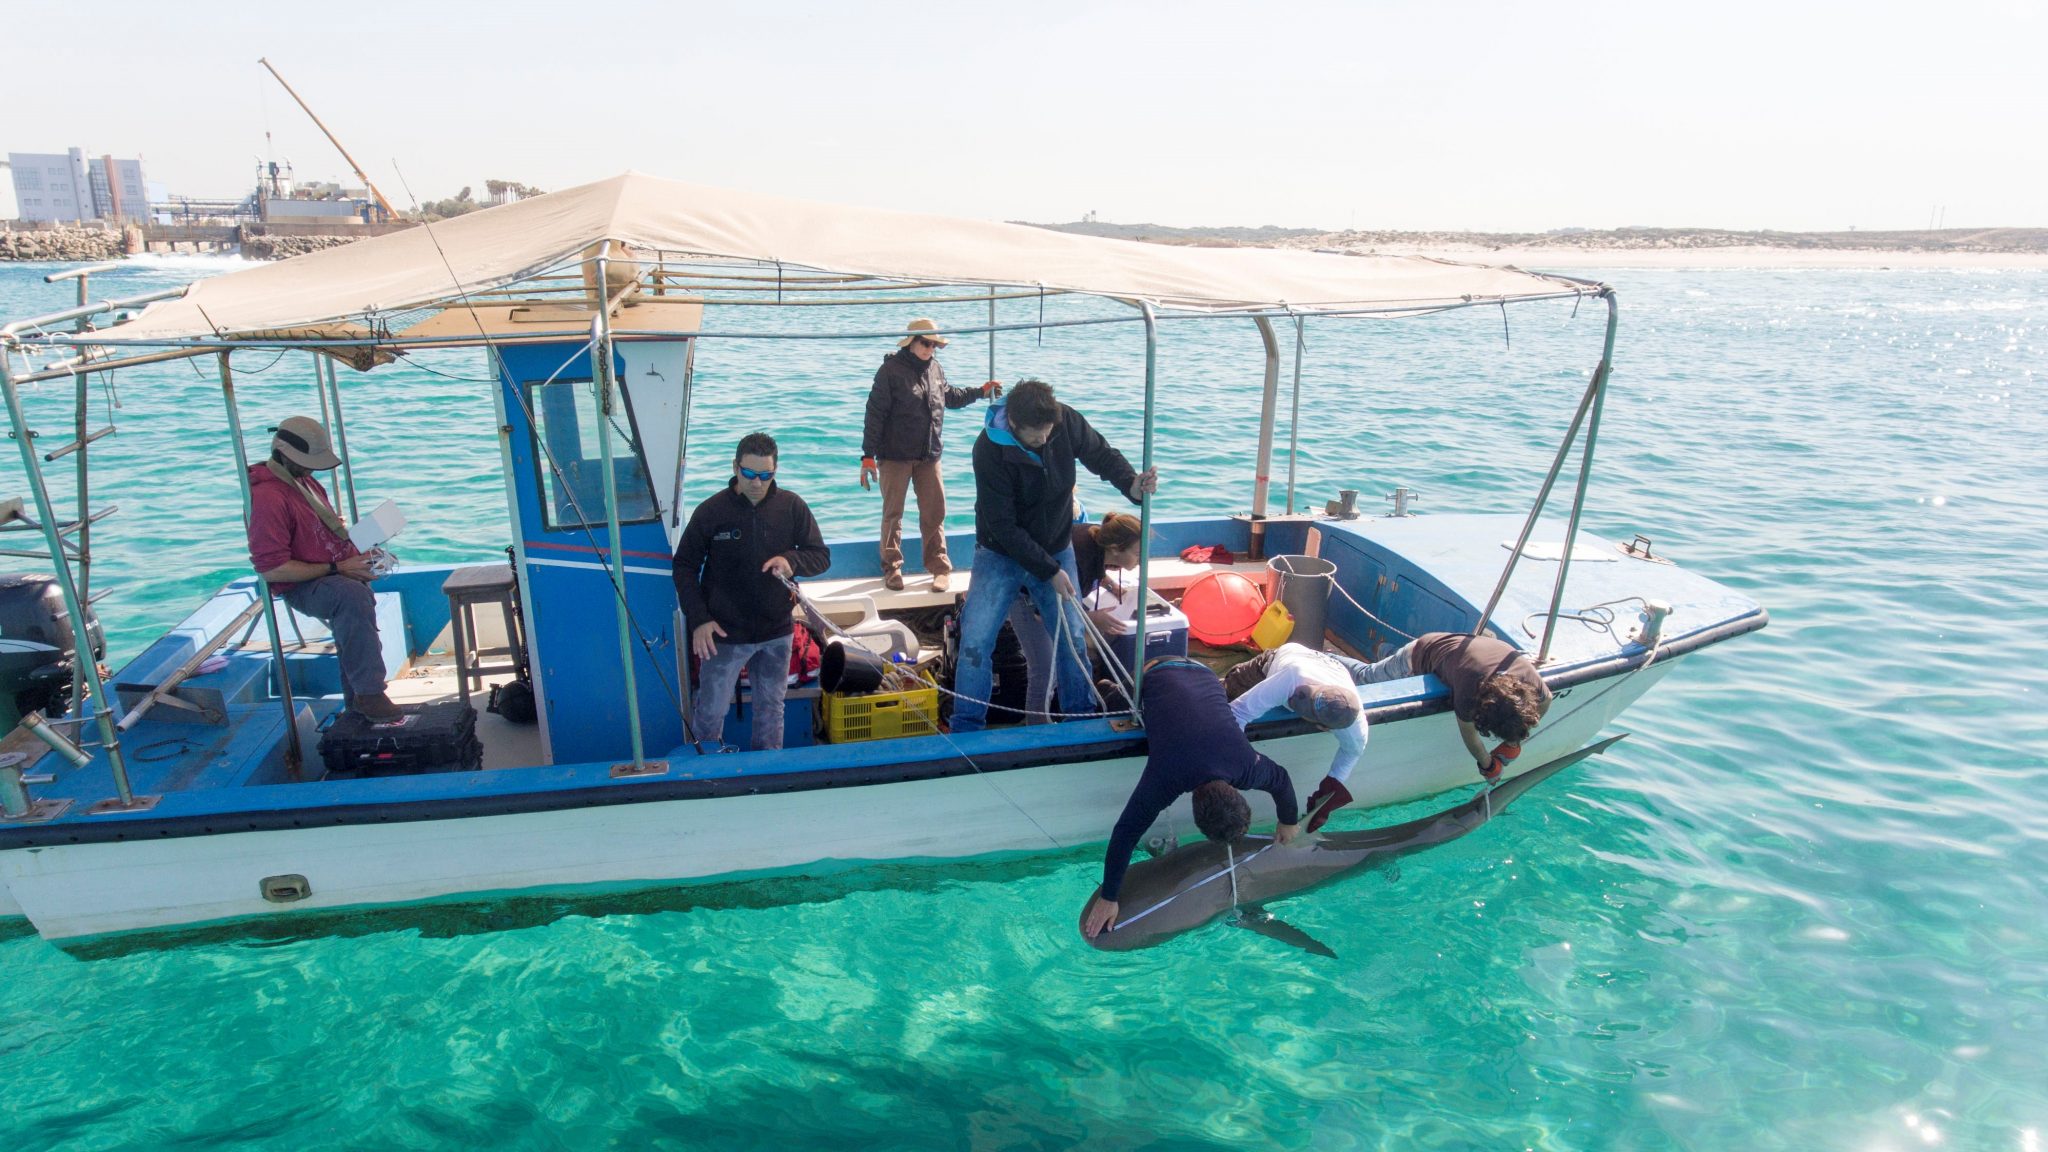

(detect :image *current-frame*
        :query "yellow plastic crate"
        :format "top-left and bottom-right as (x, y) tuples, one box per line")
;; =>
(823, 669), (940, 743)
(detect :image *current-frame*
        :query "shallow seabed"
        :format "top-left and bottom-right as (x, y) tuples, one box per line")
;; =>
(1, 260), (2043, 1150)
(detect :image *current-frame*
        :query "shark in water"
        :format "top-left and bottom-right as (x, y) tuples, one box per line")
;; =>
(1079, 734), (1628, 955)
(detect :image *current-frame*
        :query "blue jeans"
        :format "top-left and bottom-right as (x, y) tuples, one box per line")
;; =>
(953, 545), (1093, 732)
(1006, 592), (1056, 722)
(691, 634), (794, 751)
(1335, 640), (1414, 685)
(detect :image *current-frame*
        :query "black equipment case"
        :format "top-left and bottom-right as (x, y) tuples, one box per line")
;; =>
(319, 700), (483, 777)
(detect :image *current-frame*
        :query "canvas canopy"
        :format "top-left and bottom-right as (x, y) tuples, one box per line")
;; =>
(95, 172), (1595, 348)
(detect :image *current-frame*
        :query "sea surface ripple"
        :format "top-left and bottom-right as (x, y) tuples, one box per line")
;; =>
(0, 260), (2043, 1150)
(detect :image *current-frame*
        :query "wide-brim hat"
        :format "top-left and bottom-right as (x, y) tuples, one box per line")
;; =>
(897, 317), (949, 347)
(272, 415), (342, 470)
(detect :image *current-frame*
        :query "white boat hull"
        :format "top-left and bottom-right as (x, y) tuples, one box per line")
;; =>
(0, 661), (1668, 942)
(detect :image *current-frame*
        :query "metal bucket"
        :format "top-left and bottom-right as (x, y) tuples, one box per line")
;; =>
(1267, 554), (1336, 651)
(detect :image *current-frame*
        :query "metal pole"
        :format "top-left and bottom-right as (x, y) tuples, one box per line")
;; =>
(1249, 316), (1281, 560)
(219, 352), (305, 779)
(1129, 301), (1159, 717)
(1537, 292), (1619, 663)
(321, 354), (360, 521)
(68, 273), (95, 718)
(0, 346), (136, 806)
(1285, 317), (1303, 515)
(1471, 290), (1616, 642)
(987, 287), (997, 385)
(314, 351), (333, 433)
(590, 252), (648, 770)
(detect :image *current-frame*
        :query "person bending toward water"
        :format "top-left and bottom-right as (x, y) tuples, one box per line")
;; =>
(1336, 631), (1551, 782)
(1008, 510), (1144, 722)
(673, 432), (832, 751)
(950, 378), (1156, 732)
(1082, 658), (1300, 939)
(1224, 643), (1367, 831)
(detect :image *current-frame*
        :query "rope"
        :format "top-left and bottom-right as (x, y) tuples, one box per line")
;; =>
(782, 577), (1063, 848)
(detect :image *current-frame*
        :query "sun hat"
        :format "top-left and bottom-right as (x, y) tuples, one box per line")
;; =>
(1288, 683), (1360, 730)
(897, 317), (949, 348)
(271, 416), (342, 470)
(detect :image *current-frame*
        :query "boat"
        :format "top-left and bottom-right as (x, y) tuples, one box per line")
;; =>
(0, 173), (1767, 943)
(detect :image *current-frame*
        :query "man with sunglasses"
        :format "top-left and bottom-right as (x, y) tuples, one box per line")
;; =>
(673, 432), (832, 751)
(860, 317), (1001, 592)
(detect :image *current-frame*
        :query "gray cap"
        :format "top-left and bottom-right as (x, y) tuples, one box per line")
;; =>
(1288, 683), (1360, 730)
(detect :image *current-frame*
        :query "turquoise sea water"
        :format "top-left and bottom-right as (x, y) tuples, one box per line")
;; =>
(1, 258), (2043, 1150)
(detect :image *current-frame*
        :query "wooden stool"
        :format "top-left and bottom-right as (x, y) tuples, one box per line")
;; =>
(441, 564), (526, 710)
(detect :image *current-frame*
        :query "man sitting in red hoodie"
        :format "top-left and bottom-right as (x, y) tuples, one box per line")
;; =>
(246, 416), (398, 720)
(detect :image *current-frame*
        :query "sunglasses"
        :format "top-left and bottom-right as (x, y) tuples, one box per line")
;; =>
(737, 465), (775, 481)
(916, 337), (943, 349)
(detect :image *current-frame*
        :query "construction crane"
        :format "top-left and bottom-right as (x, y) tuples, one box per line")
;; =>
(257, 57), (398, 222)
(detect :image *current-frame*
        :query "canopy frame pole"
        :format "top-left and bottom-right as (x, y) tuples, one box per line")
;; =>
(0, 343), (137, 807)
(1472, 290), (1617, 651)
(320, 354), (360, 522)
(219, 351), (306, 780)
(591, 249), (648, 772)
(1249, 316), (1281, 559)
(987, 286), (997, 384)
(1285, 316), (1304, 515)
(1128, 301), (1160, 719)
(1536, 291), (1618, 663)
(313, 351), (333, 436)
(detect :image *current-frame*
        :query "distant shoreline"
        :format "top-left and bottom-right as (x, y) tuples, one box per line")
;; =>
(1026, 221), (2048, 269)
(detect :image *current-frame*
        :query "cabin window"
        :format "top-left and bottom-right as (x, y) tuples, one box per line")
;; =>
(527, 377), (661, 530)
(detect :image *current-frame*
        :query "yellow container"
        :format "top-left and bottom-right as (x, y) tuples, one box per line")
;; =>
(823, 669), (941, 743)
(1250, 600), (1295, 650)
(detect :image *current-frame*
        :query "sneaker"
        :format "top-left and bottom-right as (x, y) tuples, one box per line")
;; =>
(354, 692), (404, 721)
(882, 571), (905, 591)
(930, 572), (951, 593)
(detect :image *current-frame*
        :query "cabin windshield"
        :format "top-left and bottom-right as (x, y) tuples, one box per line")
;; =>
(527, 376), (659, 529)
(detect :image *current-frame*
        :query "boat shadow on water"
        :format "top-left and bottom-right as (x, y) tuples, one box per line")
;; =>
(57, 846), (1101, 961)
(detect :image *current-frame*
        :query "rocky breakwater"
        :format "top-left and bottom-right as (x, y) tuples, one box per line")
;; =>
(239, 234), (366, 261)
(0, 226), (124, 262)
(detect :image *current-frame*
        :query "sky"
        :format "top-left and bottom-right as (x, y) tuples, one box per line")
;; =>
(3, 0), (2043, 232)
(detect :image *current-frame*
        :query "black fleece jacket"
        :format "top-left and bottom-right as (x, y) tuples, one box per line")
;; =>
(862, 347), (983, 462)
(971, 403), (1139, 580)
(671, 480), (831, 645)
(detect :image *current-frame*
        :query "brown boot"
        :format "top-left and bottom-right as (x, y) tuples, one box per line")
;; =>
(930, 572), (951, 593)
(882, 571), (905, 591)
(354, 692), (404, 721)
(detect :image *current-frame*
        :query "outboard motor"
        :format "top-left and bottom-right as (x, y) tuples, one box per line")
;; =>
(0, 574), (105, 731)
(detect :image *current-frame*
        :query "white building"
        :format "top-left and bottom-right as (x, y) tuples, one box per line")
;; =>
(7, 148), (150, 224)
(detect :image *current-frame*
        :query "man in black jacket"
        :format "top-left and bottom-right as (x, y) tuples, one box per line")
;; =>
(1081, 658), (1300, 938)
(673, 432), (832, 751)
(950, 378), (1157, 732)
(860, 318), (1000, 592)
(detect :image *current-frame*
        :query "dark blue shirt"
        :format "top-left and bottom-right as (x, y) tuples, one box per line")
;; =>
(1100, 662), (1300, 902)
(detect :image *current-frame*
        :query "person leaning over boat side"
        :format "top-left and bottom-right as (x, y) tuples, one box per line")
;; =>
(1335, 631), (1551, 783)
(673, 432), (832, 751)
(860, 318), (1001, 593)
(1009, 510), (1143, 722)
(1224, 643), (1367, 832)
(950, 378), (1158, 733)
(1082, 657), (1300, 938)
(245, 416), (400, 720)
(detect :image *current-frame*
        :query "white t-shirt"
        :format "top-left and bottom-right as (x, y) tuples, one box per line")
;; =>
(1228, 644), (1368, 782)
